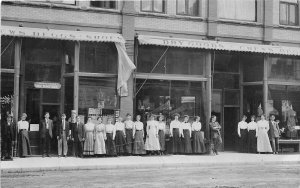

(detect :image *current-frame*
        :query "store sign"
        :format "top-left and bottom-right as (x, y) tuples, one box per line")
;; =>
(34, 82), (61, 89)
(1, 26), (125, 43)
(138, 35), (300, 56)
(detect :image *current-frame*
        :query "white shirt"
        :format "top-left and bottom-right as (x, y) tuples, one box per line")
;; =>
(124, 120), (134, 129)
(182, 122), (192, 137)
(105, 124), (116, 139)
(247, 121), (258, 131)
(18, 120), (29, 131)
(45, 118), (49, 129)
(237, 121), (248, 136)
(115, 122), (125, 133)
(158, 121), (166, 131)
(170, 120), (182, 136)
(191, 122), (202, 131)
(133, 121), (144, 131)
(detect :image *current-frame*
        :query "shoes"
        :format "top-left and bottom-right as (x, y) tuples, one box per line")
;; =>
(58, 155), (61, 158)
(42, 154), (45, 158)
(64, 155), (67, 158)
(46, 154), (50, 157)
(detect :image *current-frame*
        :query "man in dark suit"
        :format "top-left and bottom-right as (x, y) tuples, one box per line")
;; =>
(56, 113), (70, 157)
(71, 116), (85, 158)
(40, 112), (53, 157)
(2, 115), (16, 160)
(269, 114), (280, 154)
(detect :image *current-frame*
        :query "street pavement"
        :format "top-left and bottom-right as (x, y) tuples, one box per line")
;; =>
(1, 152), (300, 173)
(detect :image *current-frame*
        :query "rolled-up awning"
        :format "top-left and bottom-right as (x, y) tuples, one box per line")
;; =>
(1, 26), (125, 43)
(138, 35), (300, 56)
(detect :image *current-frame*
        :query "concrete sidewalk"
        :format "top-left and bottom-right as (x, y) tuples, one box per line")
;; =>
(1, 152), (300, 173)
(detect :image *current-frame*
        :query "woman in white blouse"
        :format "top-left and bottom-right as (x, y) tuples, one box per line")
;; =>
(83, 117), (95, 156)
(17, 113), (31, 157)
(145, 115), (160, 154)
(114, 117), (126, 156)
(170, 113), (182, 154)
(182, 115), (192, 154)
(157, 115), (166, 155)
(124, 114), (134, 155)
(257, 114), (273, 153)
(237, 115), (248, 153)
(132, 115), (146, 155)
(191, 116), (206, 154)
(105, 117), (117, 157)
(247, 115), (258, 153)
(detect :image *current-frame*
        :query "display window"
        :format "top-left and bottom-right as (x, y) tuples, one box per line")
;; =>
(268, 56), (300, 81)
(1, 36), (15, 69)
(243, 85), (263, 119)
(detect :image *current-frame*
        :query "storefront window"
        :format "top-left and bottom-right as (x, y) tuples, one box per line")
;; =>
(79, 42), (118, 74)
(137, 46), (205, 75)
(268, 85), (300, 124)
(1, 36), (15, 69)
(135, 79), (207, 130)
(243, 85), (263, 118)
(78, 77), (118, 117)
(268, 56), (300, 81)
(213, 73), (239, 89)
(241, 54), (264, 82)
(64, 41), (75, 73)
(23, 39), (62, 82)
(213, 52), (239, 73)
(1, 73), (14, 120)
(64, 77), (74, 118)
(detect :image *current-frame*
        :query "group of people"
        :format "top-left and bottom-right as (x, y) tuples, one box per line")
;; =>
(237, 114), (281, 154)
(1, 110), (210, 160)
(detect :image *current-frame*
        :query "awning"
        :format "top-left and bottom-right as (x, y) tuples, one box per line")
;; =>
(138, 35), (300, 56)
(1, 26), (125, 43)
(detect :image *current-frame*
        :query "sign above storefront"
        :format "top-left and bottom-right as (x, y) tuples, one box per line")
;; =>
(138, 35), (300, 56)
(1, 26), (125, 43)
(34, 82), (61, 89)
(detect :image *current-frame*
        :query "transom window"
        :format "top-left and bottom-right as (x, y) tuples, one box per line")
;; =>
(90, 0), (116, 9)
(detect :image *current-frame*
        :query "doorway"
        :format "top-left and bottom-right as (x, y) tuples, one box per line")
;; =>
(223, 107), (240, 151)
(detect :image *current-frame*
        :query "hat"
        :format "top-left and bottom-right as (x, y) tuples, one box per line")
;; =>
(71, 110), (77, 114)
(173, 113), (180, 117)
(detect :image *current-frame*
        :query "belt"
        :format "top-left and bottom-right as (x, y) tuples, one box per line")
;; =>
(19, 129), (26, 131)
(125, 128), (133, 130)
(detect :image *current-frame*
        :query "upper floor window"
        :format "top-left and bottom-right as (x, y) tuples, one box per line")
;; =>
(280, 0), (299, 26)
(90, 0), (116, 9)
(141, 0), (165, 13)
(218, 0), (257, 21)
(177, 0), (199, 16)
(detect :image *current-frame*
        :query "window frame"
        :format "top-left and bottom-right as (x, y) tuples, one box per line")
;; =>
(176, 0), (200, 17)
(279, 1), (299, 26)
(90, 0), (117, 10)
(140, 0), (165, 13)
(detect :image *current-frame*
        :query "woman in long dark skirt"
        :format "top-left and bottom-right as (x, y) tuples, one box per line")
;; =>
(132, 115), (146, 155)
(191, 116), (206, 154)
(170, 113), (183, 154)
(182, 115), (192, 154)
(247, 115), (258, 153)
(157, 115), (166, 155)
(124, 114), (134, 155)
(105, 117), (117, 157)
(17, 113), (31, 157)
(115, 117), (126, 155)
(237, 115), (248, 153)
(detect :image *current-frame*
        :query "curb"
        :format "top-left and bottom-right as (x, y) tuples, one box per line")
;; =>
(2, 160), (300, 173)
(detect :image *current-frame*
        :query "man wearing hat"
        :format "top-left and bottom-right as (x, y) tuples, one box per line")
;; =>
(2, 114), (16, 160)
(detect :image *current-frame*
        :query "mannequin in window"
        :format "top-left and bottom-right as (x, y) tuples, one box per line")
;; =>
(286, 105), (298, 139)
(256, 104), (263, 122)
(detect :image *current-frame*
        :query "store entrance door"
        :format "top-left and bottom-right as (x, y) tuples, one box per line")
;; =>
(223, 107), (240, 151)
(25, 87), (61, 155)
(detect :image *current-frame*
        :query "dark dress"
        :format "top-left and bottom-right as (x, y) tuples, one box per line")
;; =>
(239, 129), (248, 153)
(115, 130), (126, 155)
(125, 129), (133, 154)
(172, 128), (182, 154)
(182, 129), (192, 154)
(248, 130), (257, 153)
(192, 131), (206, 153)
(133, 130), (146, 155)
(2, 121), (16, 159)
(106, 133), (117, 156)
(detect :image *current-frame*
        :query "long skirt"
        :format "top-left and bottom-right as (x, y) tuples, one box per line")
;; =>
(94, 132), (106, 155)
(248, 130), (257, 153)
(172, 128), (182, 154)
(239, 129), (248, 153)
(115, 131), (126, 154)
(105, 133), (116, 156)
(182, 129), (192, 154)
(192, 131), (206, 153)
(133, 130), (146, 155)
(125, 129), (133, 154)
(158, 130), (165, 151)
(18, 130), (31, 157)
(145, 132), (160, 151)
(83, 131), (94, 155)
(257, 130), (272, 153)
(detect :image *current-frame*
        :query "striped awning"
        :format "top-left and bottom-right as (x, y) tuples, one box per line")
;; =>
(1, 26), (125, 43)
(138, 35), (300, 56)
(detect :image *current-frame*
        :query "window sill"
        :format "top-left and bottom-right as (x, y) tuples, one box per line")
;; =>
(218, 19), (263, 26)
(137, 12), (205, 22)
(276, 24), (300, 30)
